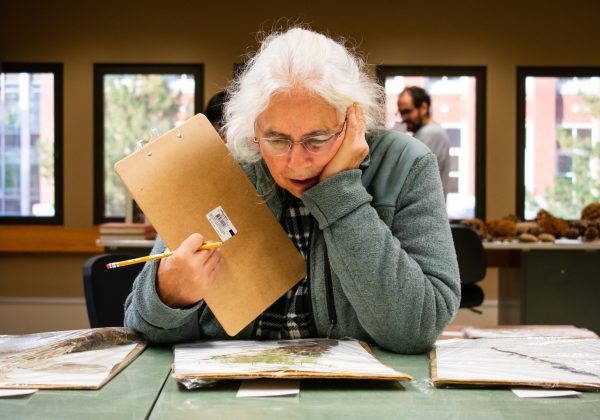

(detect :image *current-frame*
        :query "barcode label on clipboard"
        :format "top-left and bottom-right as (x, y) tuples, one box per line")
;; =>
(206, 206), (238, 242)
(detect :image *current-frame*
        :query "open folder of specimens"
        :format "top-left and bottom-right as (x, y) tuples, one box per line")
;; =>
(0, 328), (146, 389)
(173, 338), (411, 382)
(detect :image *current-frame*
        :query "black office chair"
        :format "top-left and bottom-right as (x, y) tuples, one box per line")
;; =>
(450, 224), (486, 312)
(83, 254), (143, 328)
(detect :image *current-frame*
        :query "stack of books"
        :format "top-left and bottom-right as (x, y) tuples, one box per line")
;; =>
(99, 222), (156, 241)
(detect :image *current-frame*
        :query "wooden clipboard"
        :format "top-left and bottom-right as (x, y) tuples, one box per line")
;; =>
(114, 114), (306, 336)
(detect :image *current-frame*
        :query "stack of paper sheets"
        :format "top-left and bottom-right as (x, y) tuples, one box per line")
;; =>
(173, 338), (411, 381)
(431, 337), (600, 390)
(463, 325), (598, 339)
(0, 327), (146, 389)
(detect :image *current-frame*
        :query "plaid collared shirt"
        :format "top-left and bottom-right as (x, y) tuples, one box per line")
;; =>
(253, 191), (316, 339)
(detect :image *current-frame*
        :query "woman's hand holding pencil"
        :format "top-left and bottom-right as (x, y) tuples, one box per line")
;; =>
(107, 233), (224, 309)
(106, 241), (222, 269)
(106, 233), (223, 308)
(132, 233), (225, 308)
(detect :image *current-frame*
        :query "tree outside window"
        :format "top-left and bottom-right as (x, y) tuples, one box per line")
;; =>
(94, 64), (203, 223)
(520, 70), (600, 220)
(0, 63), (62, 224)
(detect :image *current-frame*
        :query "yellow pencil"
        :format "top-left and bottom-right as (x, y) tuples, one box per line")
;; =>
(106, 242), (223, 269)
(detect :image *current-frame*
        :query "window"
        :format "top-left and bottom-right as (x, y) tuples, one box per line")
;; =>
(517, 68), (600, 220)
(94, 64), (204, 223)
(0, 63), (63, 224)
(377, 66), (486, 220)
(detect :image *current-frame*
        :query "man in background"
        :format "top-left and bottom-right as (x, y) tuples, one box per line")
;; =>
(397, 86), (450, 199)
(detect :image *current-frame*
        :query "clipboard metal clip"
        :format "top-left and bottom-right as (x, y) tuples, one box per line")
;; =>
(135, 127), (163, 150)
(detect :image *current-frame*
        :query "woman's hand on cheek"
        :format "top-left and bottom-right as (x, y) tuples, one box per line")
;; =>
(318, 103), (368, 182)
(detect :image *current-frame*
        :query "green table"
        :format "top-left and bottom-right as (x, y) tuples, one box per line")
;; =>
(0, 346), (172, 420)
(2, 346), (600, 419)
(150, 347), (600, 420)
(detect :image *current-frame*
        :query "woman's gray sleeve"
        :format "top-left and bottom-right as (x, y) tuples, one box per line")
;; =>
(123, 236), (203, 343)
(301, 153), (460, 353)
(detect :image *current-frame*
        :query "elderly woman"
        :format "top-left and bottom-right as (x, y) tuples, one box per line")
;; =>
(124, 27), (460, 354)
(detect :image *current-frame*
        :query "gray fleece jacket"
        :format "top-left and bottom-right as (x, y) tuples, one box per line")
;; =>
(124, 129), (460, 354)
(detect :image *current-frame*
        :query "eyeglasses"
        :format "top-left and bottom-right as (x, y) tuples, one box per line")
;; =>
(252, 121), (346, 157)
(396, 108), (416, 118)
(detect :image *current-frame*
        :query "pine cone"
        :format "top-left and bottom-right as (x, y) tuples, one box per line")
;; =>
(581, 202), (600, 221)
(584, 226), (599, 242)
(536, 210), (569, 238)
(564, 227), (580, 239)
(569, 219), (589, 236)
(486, 219), (517, 240)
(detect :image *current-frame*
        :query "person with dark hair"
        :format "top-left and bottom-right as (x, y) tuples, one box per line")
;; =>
(204, 91), (227, 137)
(397, 86), (450, 198)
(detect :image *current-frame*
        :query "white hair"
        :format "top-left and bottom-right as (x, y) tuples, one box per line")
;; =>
(224, 27), (384, 163)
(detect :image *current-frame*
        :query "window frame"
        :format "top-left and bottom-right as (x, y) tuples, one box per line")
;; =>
(376, 65), (487, 221)
(516, 66), (600, 220)
(0, 62), (64, 225)
(93, 63), (204, 224)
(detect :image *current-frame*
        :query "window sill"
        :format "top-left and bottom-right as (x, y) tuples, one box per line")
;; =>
(0, 226), (102, 253)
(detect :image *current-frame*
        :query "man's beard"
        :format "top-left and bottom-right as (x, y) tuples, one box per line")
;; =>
(408, 115), (423, 134)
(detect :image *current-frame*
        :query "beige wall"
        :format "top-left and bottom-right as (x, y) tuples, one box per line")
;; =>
(1, 1), (599, 328)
